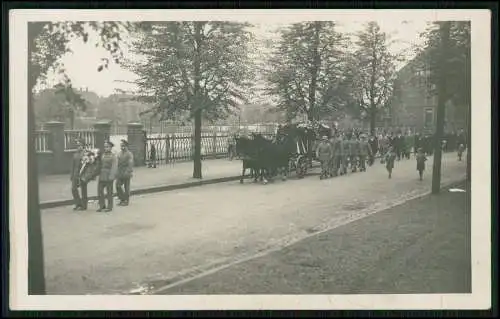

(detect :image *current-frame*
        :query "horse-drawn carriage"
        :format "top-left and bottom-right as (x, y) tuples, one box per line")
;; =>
(235, 121), (333, 183)
(276, 121), (333, 178)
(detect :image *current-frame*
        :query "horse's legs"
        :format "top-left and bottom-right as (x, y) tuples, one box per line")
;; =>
(240, 162), (246, 184)
(262, 168), (269, 184)
(281, 164), (288, 181)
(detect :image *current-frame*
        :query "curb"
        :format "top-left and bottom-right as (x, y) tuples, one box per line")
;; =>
(40, 163), (322, 210)
(39, 175), (243, 210)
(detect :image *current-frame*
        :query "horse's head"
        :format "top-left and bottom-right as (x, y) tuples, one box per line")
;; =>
(235, 136), (259, 157)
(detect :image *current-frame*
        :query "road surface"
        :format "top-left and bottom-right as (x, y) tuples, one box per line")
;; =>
(41, 152), (467, 294)
(161, 181), (471, 294)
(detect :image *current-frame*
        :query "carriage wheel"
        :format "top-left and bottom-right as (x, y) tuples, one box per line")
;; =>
(296, 156), (308, 178)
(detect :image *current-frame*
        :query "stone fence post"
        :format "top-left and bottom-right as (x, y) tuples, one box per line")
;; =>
(44, 121), (65, 174)
(127, 122), (145, 167)
(93, 121), (111, 150)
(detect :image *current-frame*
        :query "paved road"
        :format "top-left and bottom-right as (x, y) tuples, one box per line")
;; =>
(41, 152), (466, 295)
(38, 158), (242, 203)
(161, 181), (471, 295)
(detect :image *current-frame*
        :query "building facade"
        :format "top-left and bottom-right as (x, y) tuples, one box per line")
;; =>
(389, 52), (467, 134)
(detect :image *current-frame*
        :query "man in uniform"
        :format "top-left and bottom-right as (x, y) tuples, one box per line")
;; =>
(395, 130), (403, 161)
(349, 133), (359, 173)
(413, 132), (422, 158)
(97, 140), (118, 212)
(330, 132), (340, 177)
(358, 134), (371, 172)
(328, 134), (337, 177)
(340, 133), (350, 175)
(316, 135), (333, 180)
(70, 138), (87, 211)
(116, 139), (134, 206)
(456, 129), (466, 151)
(367, 134), (378, 166)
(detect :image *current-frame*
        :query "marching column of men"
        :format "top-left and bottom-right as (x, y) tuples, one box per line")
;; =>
(316, 132), (376, 180)
(314, 128), (467, 181)
(70, 138), (134, 213)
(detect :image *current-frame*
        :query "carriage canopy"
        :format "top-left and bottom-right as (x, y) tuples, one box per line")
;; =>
(277, 121), (333, 155)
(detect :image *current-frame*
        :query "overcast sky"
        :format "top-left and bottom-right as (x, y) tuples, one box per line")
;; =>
(40, 20), (429, 97)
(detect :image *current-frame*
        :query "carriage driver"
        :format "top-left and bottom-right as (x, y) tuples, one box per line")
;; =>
(316, 135), (333, 180)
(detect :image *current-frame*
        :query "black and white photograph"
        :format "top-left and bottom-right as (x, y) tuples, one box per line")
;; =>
(9, 9), (491, 311)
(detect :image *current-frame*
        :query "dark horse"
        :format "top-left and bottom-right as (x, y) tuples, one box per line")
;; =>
(235, 135), (264, 183)
(235, 133), (294, 184)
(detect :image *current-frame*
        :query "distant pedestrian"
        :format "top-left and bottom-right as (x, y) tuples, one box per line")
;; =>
(340, 134), (350, 175)
(414, 133), (422, 157)
(316, 135), (333, 180)
(116, 139), (134, 206)
(358, 134), (371, 172)
(379, 134), (389, 164)
(351, 135), (360, 172)
(384, 145), (397, 179)
(456, 129), (466, 150)
(457, 143), (465, 161)
(70, 139), (87, 211)
(367, 134), (378, 166)
(97, 141), (118, 212)
(148, 143), (157, 168)
(395, 131), (404, 161)
(416, 147), (427, 181)
(403, 133), (412, 159)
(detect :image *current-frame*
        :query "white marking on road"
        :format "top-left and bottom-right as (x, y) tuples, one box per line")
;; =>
(145, 176), (466, 295)
(449, 188), (466, 193)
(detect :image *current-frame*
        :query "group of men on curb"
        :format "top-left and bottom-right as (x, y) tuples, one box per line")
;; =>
(70, 138), (134, 212)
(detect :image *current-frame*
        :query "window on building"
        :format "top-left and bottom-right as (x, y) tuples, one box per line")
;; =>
(424, 108), (434, 128)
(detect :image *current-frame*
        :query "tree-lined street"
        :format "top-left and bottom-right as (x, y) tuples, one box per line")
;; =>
(22, 15), (474, 298)
(41, 152), (465, 295)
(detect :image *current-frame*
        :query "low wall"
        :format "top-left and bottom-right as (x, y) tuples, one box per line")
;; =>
(37, 150), (77, 176)
(37, 152), (54, 175)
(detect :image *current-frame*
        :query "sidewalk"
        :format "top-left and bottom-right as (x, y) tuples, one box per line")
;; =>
(38, 158), (243, 207)
(38, 152), (458, 209)
(158, 181), (471, 295)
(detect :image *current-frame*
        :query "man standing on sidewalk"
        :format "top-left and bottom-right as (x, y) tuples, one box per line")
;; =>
(116, 139), (134, 206)
(97, 141), (118, 213)
(70, 138), (87, 211)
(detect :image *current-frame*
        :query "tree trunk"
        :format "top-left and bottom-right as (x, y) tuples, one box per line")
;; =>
(308, 22), (321, 122)
(369, 41), (378, 136)
(465, 35), (471, 182)
(27, 22), (46, 294)
(466, 105), (471, 182)
(432, 22), (451, 194)
(192, 22), (203, 179)
(370, 106), (377, 136)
